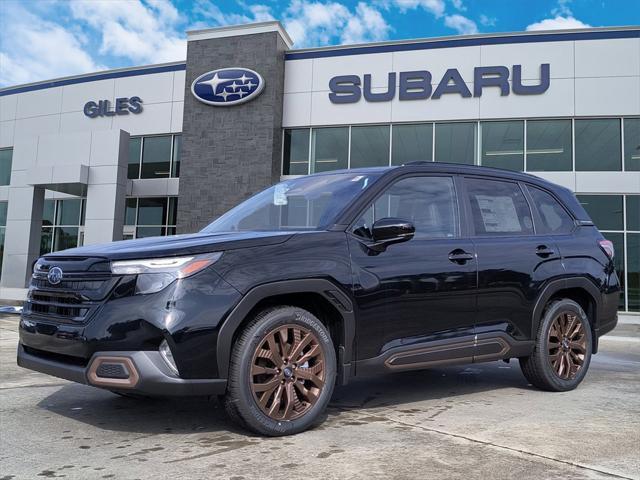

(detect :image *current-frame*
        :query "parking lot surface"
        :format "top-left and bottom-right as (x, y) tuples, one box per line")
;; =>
(1, 315), (638, 480)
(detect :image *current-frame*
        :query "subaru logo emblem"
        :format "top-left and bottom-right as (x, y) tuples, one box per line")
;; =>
(191, 67), (265, 106)
(47, 266), (63, 285)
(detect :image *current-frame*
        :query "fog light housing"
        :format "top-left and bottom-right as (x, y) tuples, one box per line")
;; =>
(159, 340), (179, 376)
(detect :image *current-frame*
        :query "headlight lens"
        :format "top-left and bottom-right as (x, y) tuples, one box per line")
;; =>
(111, 252), (222, 295)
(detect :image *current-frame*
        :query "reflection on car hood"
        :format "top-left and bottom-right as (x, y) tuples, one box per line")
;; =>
(44, 231), (296, 261)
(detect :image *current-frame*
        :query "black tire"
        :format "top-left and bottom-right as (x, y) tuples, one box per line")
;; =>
(224, 306), (336, 436)
(520, 299), (593, 392)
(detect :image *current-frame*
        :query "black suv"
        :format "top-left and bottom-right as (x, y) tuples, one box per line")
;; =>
(18, 163), (619, 436)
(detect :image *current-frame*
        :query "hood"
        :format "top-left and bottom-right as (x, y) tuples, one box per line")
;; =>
(44, 231), (296, 261)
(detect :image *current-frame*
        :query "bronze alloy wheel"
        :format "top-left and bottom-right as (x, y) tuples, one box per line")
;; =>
(250, 324), (326, 421)
(547, 311), (587, 380)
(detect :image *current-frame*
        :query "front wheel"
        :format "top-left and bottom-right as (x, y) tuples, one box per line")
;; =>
(520, 299), (593, 392)
(224, 306), (336, 436)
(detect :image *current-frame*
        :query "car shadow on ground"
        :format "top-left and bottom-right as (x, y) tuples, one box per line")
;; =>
(37, 361), (531, 436)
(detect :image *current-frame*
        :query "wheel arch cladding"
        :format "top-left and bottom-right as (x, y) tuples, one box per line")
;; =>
(532, 278), (600, 353)
(216, 279), (355, 381)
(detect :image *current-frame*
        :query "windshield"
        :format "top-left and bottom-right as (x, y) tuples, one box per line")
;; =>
(201, 172), (382, 233)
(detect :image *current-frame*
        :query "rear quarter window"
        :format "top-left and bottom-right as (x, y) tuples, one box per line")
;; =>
(527, 185), (575, 235)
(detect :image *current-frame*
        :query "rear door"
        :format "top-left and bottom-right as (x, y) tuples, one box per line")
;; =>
(463, 176), (565, 346)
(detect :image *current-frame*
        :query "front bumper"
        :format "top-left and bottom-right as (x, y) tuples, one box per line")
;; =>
(17, 344), (227, 396)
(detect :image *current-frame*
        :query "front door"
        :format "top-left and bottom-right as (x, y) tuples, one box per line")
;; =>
(347, 175), (477, 363)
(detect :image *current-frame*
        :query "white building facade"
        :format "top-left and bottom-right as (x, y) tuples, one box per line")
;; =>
(0, 23), (638, 312)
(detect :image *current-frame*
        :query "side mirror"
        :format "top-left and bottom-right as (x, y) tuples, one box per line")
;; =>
(371, 218), (415, 248)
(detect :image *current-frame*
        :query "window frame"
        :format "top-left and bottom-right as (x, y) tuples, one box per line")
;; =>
(347, 173), (463, 241)
(128, 134), (181, 180)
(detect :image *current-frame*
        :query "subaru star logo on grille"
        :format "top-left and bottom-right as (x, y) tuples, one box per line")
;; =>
(191, 68), (264, 106)
(47, 266), (63, 285)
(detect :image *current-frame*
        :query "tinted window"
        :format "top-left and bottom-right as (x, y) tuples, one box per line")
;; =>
(575, 119), (621, 171)
(527, 186), (574, 234)
(576, 195), (623, 231)
(141, 136), (172, 179)
(481, 121), (524, 171)
(624, 118), (640, 172)
(128, 137), (141, 179)
(465, 178), (533, 236)
(435, 122), (477, 165)
(283, 129), (310, 175)
(391, 123), (433, 165)
(526, 119), (572, 171)
(350, 125), (390, 168)
(0, 149), (12, 185)
(311, 127), (348, 173)
(353, 176), (458, 240)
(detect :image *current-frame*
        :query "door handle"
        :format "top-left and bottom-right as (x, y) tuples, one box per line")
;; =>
(448, 249), (474, 264)
(536, 245), (555, 257)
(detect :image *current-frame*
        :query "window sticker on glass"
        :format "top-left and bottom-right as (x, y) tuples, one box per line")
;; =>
(475, 195), (522, 232)
(273, 184), (289, 206)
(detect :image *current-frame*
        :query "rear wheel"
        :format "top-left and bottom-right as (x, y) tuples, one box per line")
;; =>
(224, 306), (336, 436)
(520, 299), (593, 391)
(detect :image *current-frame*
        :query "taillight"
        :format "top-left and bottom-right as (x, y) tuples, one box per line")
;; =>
(598, 239), (614, 259)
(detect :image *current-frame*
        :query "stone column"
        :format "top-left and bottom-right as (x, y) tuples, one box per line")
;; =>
(177, 22), (291, 233)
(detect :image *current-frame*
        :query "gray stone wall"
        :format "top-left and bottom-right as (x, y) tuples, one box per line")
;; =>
(177, 32), (287, 233)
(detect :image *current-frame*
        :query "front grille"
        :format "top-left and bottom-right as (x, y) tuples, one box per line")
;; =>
(24, 256), (118, 325)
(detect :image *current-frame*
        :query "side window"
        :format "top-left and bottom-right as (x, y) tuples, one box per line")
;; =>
(352, 176), (459, 240)
(527, 186), (575, 234)
(465, 178), (534, 236)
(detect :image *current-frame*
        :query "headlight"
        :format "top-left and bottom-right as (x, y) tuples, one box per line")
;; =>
(111, 252), (222, 294)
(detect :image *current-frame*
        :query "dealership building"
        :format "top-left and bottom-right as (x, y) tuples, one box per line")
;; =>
(0, 22), (638, 312)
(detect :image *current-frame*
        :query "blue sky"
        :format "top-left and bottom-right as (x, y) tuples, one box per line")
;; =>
(1, 0), (638, 87)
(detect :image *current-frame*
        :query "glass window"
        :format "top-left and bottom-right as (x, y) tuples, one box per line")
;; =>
(42, 200), (55, 227)
(526, 119), (572, 171)
(283, 129), (310, 175)
(481, 121), (524, 171)
(128, 137), (142, 179)
(0, 202), (7, 227)
(350, 125), (390, 168)
(203, 173), (381, 233)
(0, 228), (4, 278)
(168, 197), (178, 226)
(624, 118), (640, 171)
(310, 127), (348, 173)
(125, 198), (137, 226)
(435, 122), (477, 165)
(172, 135), (181, 178)
(54, 227), (79, 251)
(56, 199), (81, 226)
(0, 148), (12, 185)
(575, 119), (621, 171)
(137, 197), (168, 225)
(137, 226), (165, 238)
(527, 186), (575, 234)
(604, 232), (625, 309)
(40, 227), (53, 255)
(141, 135), (172, 178)
(391, 123), (433, 165)
(465, 178), (534, 236)
(628, 233), (639, 311)
(577, 195), (623, 231)
(352, 176), (459, 240)
(627, 196), (639, 231)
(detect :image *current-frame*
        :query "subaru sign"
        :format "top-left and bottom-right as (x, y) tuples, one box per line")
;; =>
(329, 64), (550, 103)
(191, 67), (265, 106)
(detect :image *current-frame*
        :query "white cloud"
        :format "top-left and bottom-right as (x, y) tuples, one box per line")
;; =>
(444, 14), (478, 34)
(283, 0), (391, 47)
(479, 14), (496, 27)
(0, 3), (104, 86)
(392, 0), (445, 17)
(69, 0), (186, 64)
(191, 0), (274, 27)
(450, 0), (466, 12)
(526, 15), (591, 31)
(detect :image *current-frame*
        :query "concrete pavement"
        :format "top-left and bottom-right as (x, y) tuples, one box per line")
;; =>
(1, 314), (638, 480)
